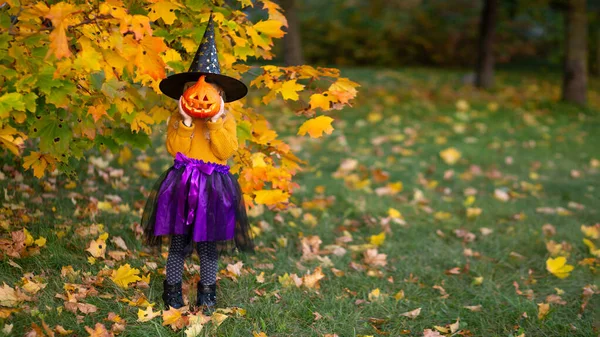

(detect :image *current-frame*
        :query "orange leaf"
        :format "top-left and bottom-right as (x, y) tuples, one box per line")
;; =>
(84, 323), (110, 337)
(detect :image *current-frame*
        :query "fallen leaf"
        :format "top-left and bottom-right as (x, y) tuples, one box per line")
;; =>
(111, 264), (142, 289)
(400, 307), (421, 319)
(137, 306), (160, 322)
(439, 147), (461, 165)
(537, 302), (550, 320)
(546, 257), (574, 279)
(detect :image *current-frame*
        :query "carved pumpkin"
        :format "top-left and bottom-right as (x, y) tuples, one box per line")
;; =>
(180, 75), (222, 118)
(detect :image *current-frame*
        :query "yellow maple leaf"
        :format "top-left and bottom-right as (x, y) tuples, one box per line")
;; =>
(466, 207), (482, 219)
(309, 93), (332, 111)
(111, 264), (142, 289)
(137, 306), (160, 322)
(546, 257), (574, 279)
(0, 124), (26, 156)
(583, 239), (600, 257)
(22, 152), (56, 178)
(23, 229), (34, 246)
(45, 3), (79, 59)
(393, 290), (405, 301)
(277, 79), (304, 101)
(34, 237), (46, 247)
(253, 20), (285, 38)
(388, 208), (402, 219)
(368, 288), (382, 302)
(328, 78), (359, 104)
(369, 232), (386, 246)
(440, 147), (462, 165)
(254, 189), (289, 205)
(297, 116), (334, 138)
(581, 225), (600, 239)
(162, 307), (184, 329)
(302, 267), (325, 289)
(86, 235), (107, 259)
(147, 1), (181, 25)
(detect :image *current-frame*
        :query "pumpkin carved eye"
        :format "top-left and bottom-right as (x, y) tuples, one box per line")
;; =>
(180, 75), (222, 119)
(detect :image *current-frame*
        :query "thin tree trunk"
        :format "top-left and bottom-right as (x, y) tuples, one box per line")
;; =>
(475, 0), (498, 89)
(280, 0), (304, 66)
(562, 0), (587, 105)
(595, 27), (600, 77)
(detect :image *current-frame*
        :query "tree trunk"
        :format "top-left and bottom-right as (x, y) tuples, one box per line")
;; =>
(595, 27), (600, 77)
(475, 0), (498, 89)
(562, 0), (587, 105)
(280, 0), (304, 66)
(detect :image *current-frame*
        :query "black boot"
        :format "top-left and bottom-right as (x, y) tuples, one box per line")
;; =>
(196, 283), (216, 314)
(162, 280), (184, 309)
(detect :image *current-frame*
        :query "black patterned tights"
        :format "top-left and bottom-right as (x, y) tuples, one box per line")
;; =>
(166, 235), (218, 285)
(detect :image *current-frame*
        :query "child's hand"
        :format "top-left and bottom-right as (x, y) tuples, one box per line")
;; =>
(178, 97), (193, 127)
(209, 96), (226, 123)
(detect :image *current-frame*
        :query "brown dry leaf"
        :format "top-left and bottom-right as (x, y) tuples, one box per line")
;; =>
(545, 294), (566, 305)
(111, 236), (128, 251)
(423, 329), (444, 337)
(300, 235), (322, 260)
(463, 304), (482, 312)
(445, 267), (461, 275)
(313, 311), (323, 321)
(363, 249), (387, 268)
(399, 307), (421, 319)
(225, 261), (244, 279)
(0, 283), (20, 307)
(542, 224), (556, 237)
(432, 285), (449, 299)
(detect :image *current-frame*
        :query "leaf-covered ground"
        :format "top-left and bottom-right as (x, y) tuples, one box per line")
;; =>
(1, 68), (599, 336)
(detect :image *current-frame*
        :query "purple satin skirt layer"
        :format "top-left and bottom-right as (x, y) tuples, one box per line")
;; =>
(142, 153), (254, 255)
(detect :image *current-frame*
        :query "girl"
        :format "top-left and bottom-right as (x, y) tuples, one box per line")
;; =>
(141, 13), (254, 313)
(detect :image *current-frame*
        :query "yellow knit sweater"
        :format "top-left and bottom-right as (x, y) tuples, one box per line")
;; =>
(166, 112), (238, 165)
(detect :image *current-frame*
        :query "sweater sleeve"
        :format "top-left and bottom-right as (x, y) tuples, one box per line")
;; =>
(166, 113), (195, 157)
(206, 113), (238, 161)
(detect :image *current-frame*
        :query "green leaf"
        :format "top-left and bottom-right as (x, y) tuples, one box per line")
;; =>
(102, 78), (126, 100)
(31, 114), (73, 155)
(113, 127), (152, 148)
(0, 92), (25, 118)
(237, 120), (252, 145)
(95, 135), (120, 153)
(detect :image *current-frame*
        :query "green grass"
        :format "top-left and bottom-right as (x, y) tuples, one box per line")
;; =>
(1, 68), (599, 336)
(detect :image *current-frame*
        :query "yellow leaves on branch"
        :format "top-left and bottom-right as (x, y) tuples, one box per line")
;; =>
(147, 1), (183, 25)
(298, 116), (334, 138)
(546, 257), (574, 279)
(254, 189), (289, 205)
(254, 20), (286, 38)
(277, 80), (305, 101)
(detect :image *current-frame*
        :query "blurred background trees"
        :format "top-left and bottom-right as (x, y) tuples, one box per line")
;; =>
(275, 0), (600, 105)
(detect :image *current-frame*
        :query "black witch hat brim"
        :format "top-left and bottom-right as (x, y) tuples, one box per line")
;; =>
(159, 72), (248, 103)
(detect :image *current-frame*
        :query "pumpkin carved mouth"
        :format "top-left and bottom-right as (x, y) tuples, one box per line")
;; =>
(180, 75), (221, 119)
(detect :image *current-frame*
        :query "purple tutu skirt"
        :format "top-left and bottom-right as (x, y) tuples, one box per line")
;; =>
(142, 153), (254, 255)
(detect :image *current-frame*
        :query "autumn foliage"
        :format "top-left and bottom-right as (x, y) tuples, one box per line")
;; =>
(0, 0), (358, 207)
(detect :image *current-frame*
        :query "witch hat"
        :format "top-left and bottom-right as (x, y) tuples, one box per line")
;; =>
(159, 13), (248, 102)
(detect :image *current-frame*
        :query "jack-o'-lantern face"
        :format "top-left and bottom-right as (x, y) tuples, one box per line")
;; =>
(181, 76), (222, 118)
